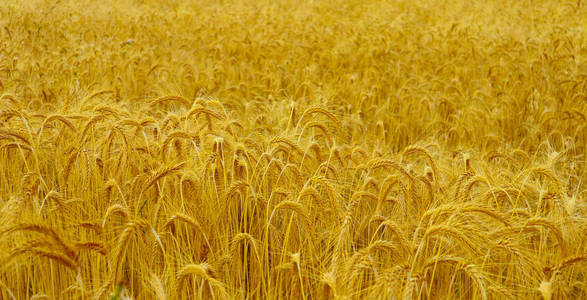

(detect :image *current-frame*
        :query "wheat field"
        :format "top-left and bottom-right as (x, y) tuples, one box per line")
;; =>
(0, 0), (585, 299)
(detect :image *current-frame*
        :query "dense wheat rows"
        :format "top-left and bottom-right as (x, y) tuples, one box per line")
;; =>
(0, 0), (586, 299)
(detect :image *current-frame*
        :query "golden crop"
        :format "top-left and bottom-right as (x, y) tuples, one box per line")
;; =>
(0, 0), (585, 299)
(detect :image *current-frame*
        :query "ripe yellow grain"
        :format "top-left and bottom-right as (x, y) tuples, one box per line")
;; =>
(0, 0), (585, 299)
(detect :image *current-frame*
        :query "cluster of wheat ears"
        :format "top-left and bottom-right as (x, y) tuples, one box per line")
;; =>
(0, 0), (585, 299)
